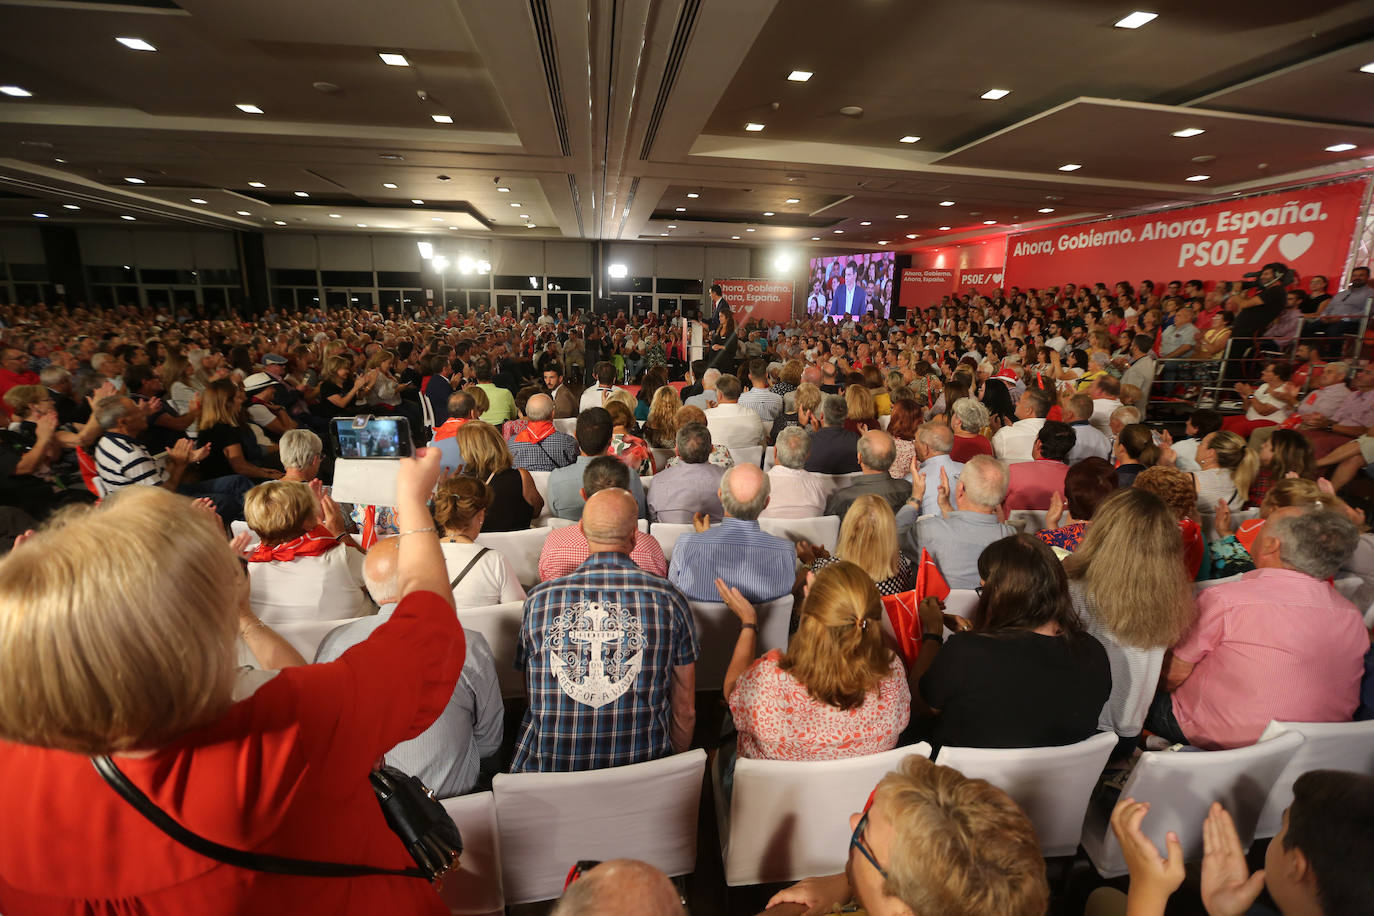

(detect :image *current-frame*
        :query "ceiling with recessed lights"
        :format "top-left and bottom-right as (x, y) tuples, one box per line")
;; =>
(0, 0), (1371, 254)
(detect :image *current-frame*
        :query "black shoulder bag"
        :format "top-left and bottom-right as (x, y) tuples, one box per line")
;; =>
(94, 754), (462, 880)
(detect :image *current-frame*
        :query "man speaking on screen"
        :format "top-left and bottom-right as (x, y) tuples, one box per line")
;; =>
(827, 261), (868, 319)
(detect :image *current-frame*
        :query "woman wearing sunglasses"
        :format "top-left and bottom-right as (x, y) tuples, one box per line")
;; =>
(764, 755), (1048, 916)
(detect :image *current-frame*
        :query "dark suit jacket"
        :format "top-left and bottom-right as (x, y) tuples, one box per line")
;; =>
(825, 473), (913, 519)
(804, 426), (861, 474)
(827, 284), (868, 318)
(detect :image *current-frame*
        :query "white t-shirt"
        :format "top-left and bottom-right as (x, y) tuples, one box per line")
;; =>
(1070, 581), (1164, 738)
(441, 541), (526, 609)
(1193, 467), (1244, 514)
(1245, 382), (1291, 424)
(248, 546), (374, 624)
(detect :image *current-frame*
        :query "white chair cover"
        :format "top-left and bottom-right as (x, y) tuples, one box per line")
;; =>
(456, 600), (526, 698)
(439, 791), (504, 916)
(475, 528), (551, 589)
(1254, 719), (1374, 838)
(687, 596), (793, 690)
(758, 515), (841, 552)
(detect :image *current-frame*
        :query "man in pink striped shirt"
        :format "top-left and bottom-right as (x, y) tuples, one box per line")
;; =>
(537, 456), (666, 581)
(1147, 505), (1368, 750)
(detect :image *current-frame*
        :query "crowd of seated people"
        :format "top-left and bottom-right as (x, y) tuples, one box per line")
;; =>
(0, 263), (1371, 913)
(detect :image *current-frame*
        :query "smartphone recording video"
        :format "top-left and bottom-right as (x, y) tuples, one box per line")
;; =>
(334, 416), (414, 459)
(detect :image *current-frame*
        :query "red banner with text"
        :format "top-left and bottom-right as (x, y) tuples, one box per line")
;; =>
(958, 268), (1006, 291)
(713, 278), (795, 324)
(899, 267), (959, 308)
(1003, 179), (1370, 290)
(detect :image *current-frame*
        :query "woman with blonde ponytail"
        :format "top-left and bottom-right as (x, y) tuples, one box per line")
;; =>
(1191, 429), (1259, 515)
(715, 561), (909, 764)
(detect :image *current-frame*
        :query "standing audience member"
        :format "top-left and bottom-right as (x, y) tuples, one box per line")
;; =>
(1149, 506), (1366, 749)
(669, 464), (794, 603)
(538, 456), (667, 580)
(511, 488), (698, 772)
(316, 537), (502, 798)
(910, 535), (1111, 749)
(760, 425), (828, 519)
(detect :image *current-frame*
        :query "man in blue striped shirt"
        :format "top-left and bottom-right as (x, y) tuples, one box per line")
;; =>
(668, 463), (795, 604)
(512, 487), (698, 773)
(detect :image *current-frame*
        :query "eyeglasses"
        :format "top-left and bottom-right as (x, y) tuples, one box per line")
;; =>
(849, 798), (888, 880)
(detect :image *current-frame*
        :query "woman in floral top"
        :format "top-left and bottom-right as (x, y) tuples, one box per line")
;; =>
(1034, 457), (1118, 552)
(719, 561), (909, 765)
(604, 398), (654, 476)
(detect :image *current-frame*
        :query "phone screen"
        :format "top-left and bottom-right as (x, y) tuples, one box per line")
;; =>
(334, 417), (412, 459)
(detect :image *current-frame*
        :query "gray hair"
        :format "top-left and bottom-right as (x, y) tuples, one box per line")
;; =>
(675, 422), (712, 464)
(1088, 350), (1111, 369)
(39, 365), (69, 387)
(775, 425), (811, 469)
(1110, 405), (1141, 427)
(94, 395), (133, 429)
(525, 393), (554, 422)
(700, 368), (721, 391)
(959, 454), (1009, 509)
(820, 393), (848, 427)
(857, 431), (896, 472)
(1269, 507), (1360, 580)
(951, 397), (989, 433)
(279, 429), (323, 470)
(719, 465), (770, 520)
(916, 422), (954, 454)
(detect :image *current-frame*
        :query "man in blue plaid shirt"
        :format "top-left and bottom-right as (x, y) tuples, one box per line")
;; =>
(511, 487), (698, 772)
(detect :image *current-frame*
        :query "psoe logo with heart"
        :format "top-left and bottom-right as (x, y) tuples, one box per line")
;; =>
(1278, 231), (1315, 261)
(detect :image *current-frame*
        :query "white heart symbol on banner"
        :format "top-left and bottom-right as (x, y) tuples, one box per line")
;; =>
(1278, 231), (1314, 261)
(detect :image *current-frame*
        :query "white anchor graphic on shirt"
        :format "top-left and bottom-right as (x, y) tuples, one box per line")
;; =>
(548, 600), (645, 708)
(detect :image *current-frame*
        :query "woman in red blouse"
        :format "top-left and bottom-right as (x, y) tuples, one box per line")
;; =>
(0, 449), (463, 915)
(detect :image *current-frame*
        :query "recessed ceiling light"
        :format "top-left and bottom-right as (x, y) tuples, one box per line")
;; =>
(833, 229), (843, 234)
(509, 202), (523, 207)
(329, 213), (342, 218)
(294, 191), (309, 198)
(1172, 127), (1205, 138)
(1186, 174), (1211, 181)
(116, 37), (157, 52)
(1038, 207), (1055, 213)
(124, 177), (145, 184)
(1326, 143), (1356, 152)
(248, 181), (266, 188)
(1360, 62), (1374, 74)
(764, 211), (775, 216)
(431, 216), (443, 221)
(939, 200), (955, 207)
(63, 204), (80, 210)
(378, 52), (410, 67)
(939, 226), (951, 231)
(54, 158), (65, 163)
(745, 122), (765, 131)
(0, 86), (33, 97)
(236, 103), (264, 115)
(526, 224), (536, 228)
(356, 223), (368, 227)
(899, 135), (920, 143)
(1114, 11), (1158, 29)
(785, 197), (800, 203)
(236, 210), (251, 216)
(811, 236), (820, 240)
(1058, 163), (1082, 171)
(877, 240), (888, 245)
(686, 192), (700, 198)
(980, 88), (1010, 100)
(431, 114), (453, 123)
(189, 198), (207, 204)
(519, 214), (529, 218)
(411, 199), (424, 204)
(787, 70), (813, 82)
(120, 215), (136, 221)
(660, 232), (669, 236)
(860, 221), (871, 226)
(667, 224), (677, 229)
(675, 207), (686, 212)
(496, 186), (510, 192)
(382, 182), (398, 189)
(983, 220), (997, 225)
(906, 233), (917, 239)
(449, 226), (458, 230)
(732, 235), (741, 239)
(273, 219), (287, 225)
(746, 227), (756, 231)
(896, 214), (909, 219)
(32, 212), (48, 218)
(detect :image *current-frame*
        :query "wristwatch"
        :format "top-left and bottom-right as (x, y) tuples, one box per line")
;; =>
(922, 631), (944, 645)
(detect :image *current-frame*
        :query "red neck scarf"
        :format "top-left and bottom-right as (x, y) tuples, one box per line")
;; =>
(433, 417), (468, 441)
(248, 525), (338, 563)
(516, 420), (556, 443)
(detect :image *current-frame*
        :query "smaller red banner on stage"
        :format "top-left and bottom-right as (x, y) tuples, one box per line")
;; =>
(713, 278), (795, 324)
(899, 267), (959, 310)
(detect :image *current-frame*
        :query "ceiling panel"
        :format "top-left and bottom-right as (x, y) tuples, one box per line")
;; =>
(1190, 39), (1374, 126)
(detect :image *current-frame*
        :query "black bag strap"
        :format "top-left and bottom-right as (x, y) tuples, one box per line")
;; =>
(92, 756), (425, 879)
(449, 546), (490, 591)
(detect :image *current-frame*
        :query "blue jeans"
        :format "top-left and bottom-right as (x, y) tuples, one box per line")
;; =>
(1143, 692), (1189, 746)
(178, 474), (254, 522)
